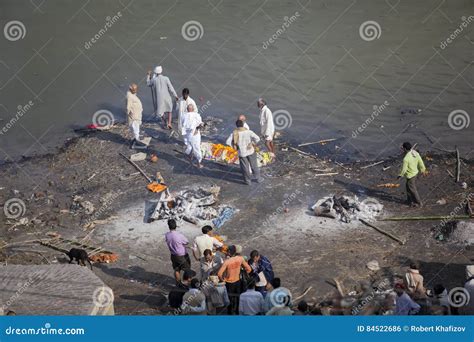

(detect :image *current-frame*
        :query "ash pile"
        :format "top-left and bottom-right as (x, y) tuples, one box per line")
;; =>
(433, 220), (474, 245)
(312, 195), (383, 223)
(148, 185), (236, 228)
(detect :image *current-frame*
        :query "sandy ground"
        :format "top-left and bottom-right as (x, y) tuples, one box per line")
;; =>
(1, 123), (473, 314)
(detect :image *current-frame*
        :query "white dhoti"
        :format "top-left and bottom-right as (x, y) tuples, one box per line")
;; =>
(129, 120), (141, 140)
(186, 132), (202, 163)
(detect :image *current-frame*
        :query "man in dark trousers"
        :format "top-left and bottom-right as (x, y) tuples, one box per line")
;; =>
(398, 142), (427, 207)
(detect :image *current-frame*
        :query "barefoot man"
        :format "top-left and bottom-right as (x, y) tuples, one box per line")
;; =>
(126, 83), (143, 147)
(397, 142), (428, 207)
(258, 98), (275, 156)
(146, 66), (178, 129)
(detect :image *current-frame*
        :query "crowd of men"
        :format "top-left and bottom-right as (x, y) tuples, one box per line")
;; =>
(125, 65), (275, 184)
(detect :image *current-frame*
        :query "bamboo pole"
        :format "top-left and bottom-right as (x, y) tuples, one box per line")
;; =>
(456, 147), (461, 183)
(298, 138), (337, 147)
(361, 160), (384, 169)
(359, 219), (405, 245)
(119, 152), (152, 183)
(380, 215), (471, 221)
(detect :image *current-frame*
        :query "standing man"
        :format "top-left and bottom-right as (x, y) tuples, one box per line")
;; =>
(177, 88), (197, 137)
(146, 66), (178, 130)
(126, 83), (143, 147)
(165, 219), (191, 283)
(258, 98), (275, 155)
(238, 114), (250, 129)
(248, 250), (274, 292)
(192, 225), (223, 260)
(217, 245), (252, 315)
(226, 119), (263, 185)
(199, 249), (223, 280)
(182, 104), (203, 168)
(397, 142), (427, 207)
(239, 280), (265, 315)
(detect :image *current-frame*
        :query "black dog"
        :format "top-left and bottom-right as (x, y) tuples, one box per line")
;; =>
(66, 248), (93, 270)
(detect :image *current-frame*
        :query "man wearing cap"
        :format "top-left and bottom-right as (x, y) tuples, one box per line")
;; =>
(217, 245), (252, 315)
(165, 219), (191, 283)
(126, 83), (143, 147)
(146, 66), (178, 129)
(397, 142), (427, 207)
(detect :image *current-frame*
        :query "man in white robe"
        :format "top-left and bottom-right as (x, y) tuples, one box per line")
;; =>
(146, 65), (178, 130)
(258, 98), (275, 155)
(182, 104), (203, 168)
(126, 83), (143, 146)
(178, 88), (197, 142)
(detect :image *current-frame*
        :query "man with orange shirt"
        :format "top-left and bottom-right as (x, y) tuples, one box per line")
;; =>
(217, 245), (252, 315)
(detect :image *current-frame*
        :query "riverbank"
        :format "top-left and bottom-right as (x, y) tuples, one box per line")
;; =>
(1, 122), (473, 314)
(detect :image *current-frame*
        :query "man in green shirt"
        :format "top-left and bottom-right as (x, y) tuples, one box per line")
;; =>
(398, 142), (428, 207)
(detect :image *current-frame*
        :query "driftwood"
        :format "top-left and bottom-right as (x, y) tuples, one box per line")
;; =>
(298, 138), (337, 147)
(447, 169), (455, 178)
(293, 286), (313, 301)
(361, 160), (384, 169)
(119, 152), (152, 183)
(456, 147), (461, 183)
(314, 172), (338, 177)
(359, 219), (405, 245)
(288, 146), (318, 160)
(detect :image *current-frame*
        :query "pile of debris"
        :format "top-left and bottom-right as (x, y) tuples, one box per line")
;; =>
(149, 186), (235, 228)
(433, 220), (474, 245)
(312, 195), (383, 223)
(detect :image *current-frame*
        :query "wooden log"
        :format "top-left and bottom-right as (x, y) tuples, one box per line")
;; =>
(456, 147), (461, 183)
(298, 138), (337, 147)
(288, 146), (318, 160)
(314, 172), (339, 177)
(361, 160), (384, 169)
(359, 219), (405, 245)
(119, 152), (152, 183)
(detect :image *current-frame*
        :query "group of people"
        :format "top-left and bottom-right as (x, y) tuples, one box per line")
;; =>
(164, 219), (306, 315)
(165, 218), (474, 316)
(125, 65), (276, 183)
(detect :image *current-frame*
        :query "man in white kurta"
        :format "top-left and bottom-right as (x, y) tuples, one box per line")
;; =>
(258, 98), (275, 155)
(146, 66), (178, 129)
(178, 88), (198, 145)
(126, 83), (143, 145)
(182, 104), (203, 168)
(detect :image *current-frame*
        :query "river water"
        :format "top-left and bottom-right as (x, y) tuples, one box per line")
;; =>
(0, 0), (472, 162)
